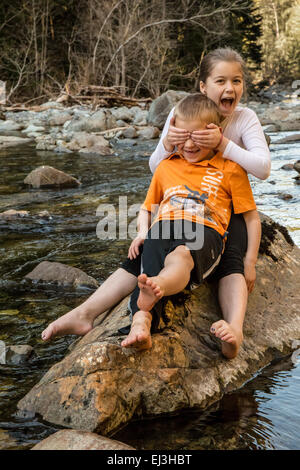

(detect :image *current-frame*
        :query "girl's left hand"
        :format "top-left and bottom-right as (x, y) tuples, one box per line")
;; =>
(191, 123), (222, 149)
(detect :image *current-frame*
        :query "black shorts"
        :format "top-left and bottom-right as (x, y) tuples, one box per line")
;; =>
(207, 213), (247, 282)
(121, 212), (247, 281)
(129, 220), (223, 329)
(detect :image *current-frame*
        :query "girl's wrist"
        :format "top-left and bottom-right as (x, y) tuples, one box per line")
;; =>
(217, 136), (229, 153)
(163, 137), (174, 153)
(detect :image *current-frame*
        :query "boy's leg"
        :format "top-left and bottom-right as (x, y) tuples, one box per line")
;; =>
(121, 245), (194, 350)
(42, 268), (137, 341)
(137, 245), (194, 311)
(122, 226), (195, 350)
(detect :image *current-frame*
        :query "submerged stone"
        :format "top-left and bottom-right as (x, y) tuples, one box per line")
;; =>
(24, 261), (99, 289)
(31, 429), (135, 450)
(24, 165), (80, 189)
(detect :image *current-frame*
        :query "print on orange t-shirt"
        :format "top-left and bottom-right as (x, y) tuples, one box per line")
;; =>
(142, 152), (256, 237)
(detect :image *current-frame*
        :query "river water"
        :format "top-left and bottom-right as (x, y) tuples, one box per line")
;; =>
(0, 129), (299, 450)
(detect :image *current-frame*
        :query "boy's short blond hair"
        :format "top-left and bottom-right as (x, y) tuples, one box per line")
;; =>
(174, 93), (221, 126)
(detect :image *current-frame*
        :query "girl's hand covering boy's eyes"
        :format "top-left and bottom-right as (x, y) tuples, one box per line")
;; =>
(163, 117), (190, 152)
(191, 123), (222, 149)
(128, 231), (147, 260)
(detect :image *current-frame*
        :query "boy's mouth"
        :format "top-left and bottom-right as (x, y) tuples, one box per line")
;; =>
(183, 149), (199, 156)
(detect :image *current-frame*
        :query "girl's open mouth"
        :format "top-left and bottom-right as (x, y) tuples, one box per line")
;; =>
(220, 98), (235, 109)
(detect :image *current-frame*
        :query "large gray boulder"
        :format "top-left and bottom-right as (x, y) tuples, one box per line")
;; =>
(17, 214), (300, 435)
(147, 90), (189, 129)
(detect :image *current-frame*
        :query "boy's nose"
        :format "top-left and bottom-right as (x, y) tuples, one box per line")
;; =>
(185, 137), (195, 148)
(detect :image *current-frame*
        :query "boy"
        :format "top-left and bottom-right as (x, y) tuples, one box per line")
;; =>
(121, 93), (261, 359)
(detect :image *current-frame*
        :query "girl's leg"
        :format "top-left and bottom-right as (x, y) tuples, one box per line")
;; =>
(42, 268), (137, 341)
(211, 273), (247, 359)
(209, 214), (248, 358)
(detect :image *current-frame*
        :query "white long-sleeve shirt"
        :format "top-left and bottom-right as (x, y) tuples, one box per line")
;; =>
(149, 106), (271, 180)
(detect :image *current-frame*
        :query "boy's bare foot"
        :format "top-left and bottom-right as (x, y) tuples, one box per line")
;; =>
(41, 309), (94, 341)
(210, 319), (243, 359)
(137, 273), (163, 312)
(121, 310), (152, 351)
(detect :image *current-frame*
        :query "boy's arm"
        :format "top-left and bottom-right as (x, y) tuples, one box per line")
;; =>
(128, 208), (151, 260)
(242, 209), (261, 293)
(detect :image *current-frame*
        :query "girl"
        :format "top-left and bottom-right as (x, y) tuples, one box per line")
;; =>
(42, 47), (270, 354)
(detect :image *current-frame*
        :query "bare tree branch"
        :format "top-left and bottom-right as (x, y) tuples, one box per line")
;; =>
(100, 0), (250, 84)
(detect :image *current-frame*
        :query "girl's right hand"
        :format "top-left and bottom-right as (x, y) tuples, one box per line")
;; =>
(128, 231), (147, 260)
(163, 117), (189, 152)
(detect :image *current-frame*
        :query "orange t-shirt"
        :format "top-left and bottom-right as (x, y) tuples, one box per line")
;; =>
(142, 152), (256, 237)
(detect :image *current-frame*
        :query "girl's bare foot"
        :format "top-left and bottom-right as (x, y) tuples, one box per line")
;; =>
(41, 309), (94, 341)
(210, 319), (243, 359)
(121, 310), (152, 351)
(137, 273), (163, 312)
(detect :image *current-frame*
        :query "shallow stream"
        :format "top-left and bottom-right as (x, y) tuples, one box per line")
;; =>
(0, 130), (299, 450)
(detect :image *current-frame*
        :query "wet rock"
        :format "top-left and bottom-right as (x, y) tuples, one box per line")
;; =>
(132, 108), (148, 126)
(116, 119), (127, 127)
(263, 124), (279, 132)
(0, 135), (32, 149)
(5, 345), (34, 365)
(78, 144), (114, 156)
(31, 429), (135, 450)
(65, 132), (113, 155)
(64, 109), (116, 133)
(17, 214), (300, 436)
(111, 106), (133, 122)
(49, 112), (72, 126)
(0, 429), (18, 450)
(293, 160), (300, 174)
(117, 126), (137, 139)
(116, 138), (137, 147)
(277, 193), (293, 200)
(281, 163), (295, 171)
(24, 261), (99, 289)
(35, 135), (56, 151)
(264, 132), (271, 146)
(22, 124), (45, 134)
(0, 209), (30, 219)
(293, 175), (300, 185)
(148, 90), (189, 129)
(137, 126), (160, 140)
(24, 165), (81, 189)
(0, 119), (23, 131)
(37, 210), (52, 219)
(259, 106), (300, 131)
(276, 134), (300, 144)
